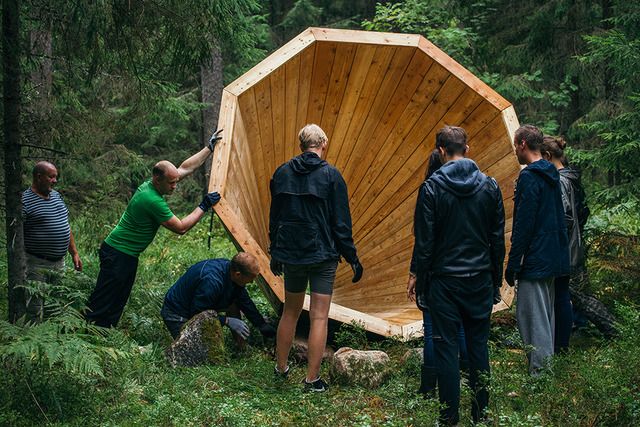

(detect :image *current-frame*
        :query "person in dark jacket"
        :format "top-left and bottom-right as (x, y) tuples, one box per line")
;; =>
(407, 149), (470, 400)
(411, 126), (505, 425)
(160, 252), (276, 345)
(270, 124), (363, 392)
(541, 136), (618, 340)
(505, 125), (570, 377)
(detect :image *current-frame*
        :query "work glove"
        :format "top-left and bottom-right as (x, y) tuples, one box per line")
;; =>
(504, 269), (516, 287)
(226, 317), (250, 340)
(259, 323), (277, 339)
(199, 191), (221, 211)
(270, 259), (283, 276)
(493, 285), (502, 305)
(207, 128), (223, 152)
(351, 259), (363, 283)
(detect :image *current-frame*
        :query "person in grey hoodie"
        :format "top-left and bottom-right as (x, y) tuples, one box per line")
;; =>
(269, 124), (363, 392)
(505, 125), (570, 378)
(411, 125), (505, 425)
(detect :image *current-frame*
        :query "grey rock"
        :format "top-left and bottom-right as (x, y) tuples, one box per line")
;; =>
(329, 347), (392, 388)
(164, 310), (226, 368)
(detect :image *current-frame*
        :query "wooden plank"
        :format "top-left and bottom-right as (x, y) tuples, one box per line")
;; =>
(209, 90), (237, 195)
(213, 198), (285, 302)
(351, 76), (468, 235)
(352, 86), (481, 231)
(270, 66), (287, 168)
(284, 54), (301, 163)
(341, 46), (416, 187)
(310, 27), (421, 48)
(228, 137), (270, 250)
(345, 50), (435, 200)
(225, 29), (316, 96)
(332, 45), (398, 174)
(324, 44), (378, 166)
(295, 45), (315, 145)
(254, 77), (276, 218)
(306, 41), (337, 126)
(320, 42), (357, 149)
(417, 37), (511, 111)
(237, 88), (270, 223)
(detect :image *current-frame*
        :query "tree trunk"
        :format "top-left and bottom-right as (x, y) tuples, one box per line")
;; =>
(3, 0), (27, 323)
(200, 38), (223, 190)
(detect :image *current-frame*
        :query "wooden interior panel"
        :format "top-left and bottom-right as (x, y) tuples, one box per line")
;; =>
(213, 28), (522, 339)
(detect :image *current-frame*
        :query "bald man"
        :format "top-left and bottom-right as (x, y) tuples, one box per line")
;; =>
(86, 145), (220, 328)
(23, 161), (82, 323)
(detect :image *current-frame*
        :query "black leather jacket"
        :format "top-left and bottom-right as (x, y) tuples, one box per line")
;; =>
(411, 158), (505, 287)
(269, 151), (358, 265)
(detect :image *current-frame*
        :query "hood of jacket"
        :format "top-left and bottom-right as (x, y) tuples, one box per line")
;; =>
(559, 167), (581, 186)
(526, 158), (560, 186)
(289, 151), (327, 174)
(429, 158), (487, 198)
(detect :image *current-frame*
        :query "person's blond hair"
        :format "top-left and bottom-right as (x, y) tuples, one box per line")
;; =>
(298, 124), (327, 151)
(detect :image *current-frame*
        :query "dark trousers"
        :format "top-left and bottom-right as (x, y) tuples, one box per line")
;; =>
(85, 242), (138, 328)
(430, 273), (492, 426)
(554, 275), (573, 354)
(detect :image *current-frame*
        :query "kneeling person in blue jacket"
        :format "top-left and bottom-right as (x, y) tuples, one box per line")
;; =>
(161, 252), (276, 345)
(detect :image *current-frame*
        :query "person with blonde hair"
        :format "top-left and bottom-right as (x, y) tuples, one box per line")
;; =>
(270, 124), (363, 392)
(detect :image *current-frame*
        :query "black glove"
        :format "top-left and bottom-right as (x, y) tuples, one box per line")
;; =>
(504, 269), (516, 287)
(270, 259), (283, 276)
(351, 260), (363, 283)
(199, 191), (221, 211)
(207, 128), (223, 152)
(226, 317), (250, 340)
(259, 323), (277, 339)
(493, 285), (502, 305)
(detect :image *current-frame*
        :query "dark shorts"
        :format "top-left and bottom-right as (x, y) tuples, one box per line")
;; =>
(283, 260), (339, 295)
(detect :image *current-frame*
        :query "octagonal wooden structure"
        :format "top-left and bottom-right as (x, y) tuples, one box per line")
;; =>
(209, 27), (521, 339)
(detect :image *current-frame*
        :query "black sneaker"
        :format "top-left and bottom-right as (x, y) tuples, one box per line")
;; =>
(304, 376), (329, 392)
(274, 365), (289, 380)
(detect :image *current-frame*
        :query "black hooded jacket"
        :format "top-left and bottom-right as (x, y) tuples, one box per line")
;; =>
(269, 151), (358, 265)
(411, 158), (506, 286)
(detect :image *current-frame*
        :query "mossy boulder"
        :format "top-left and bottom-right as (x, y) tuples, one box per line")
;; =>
(164, 310), (226, 368)
(329, 347), (392, 389)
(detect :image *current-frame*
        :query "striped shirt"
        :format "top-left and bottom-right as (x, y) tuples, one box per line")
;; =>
(22, 188), (70, 259)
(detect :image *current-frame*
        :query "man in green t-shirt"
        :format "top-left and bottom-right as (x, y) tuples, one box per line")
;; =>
(86, 139), (222, 328)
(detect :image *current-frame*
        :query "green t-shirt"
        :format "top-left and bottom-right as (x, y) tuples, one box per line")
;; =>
(105, 179), (175, 257)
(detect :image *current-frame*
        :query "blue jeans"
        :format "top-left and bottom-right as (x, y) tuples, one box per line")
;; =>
(423, 311), (468, 368)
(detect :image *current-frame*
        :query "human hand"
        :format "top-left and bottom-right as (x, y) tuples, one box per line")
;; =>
(199, 191), (221, 211)
(270, 259), (283, 276)
(72, 253), (83, 272)
(226, 317), (250, 340)
(259, 323), (277, 339)
(207, 128), (223, 152)
(493, 285), (502, 304)
(504, 269), (516, 287)
(351, 260), (363, 283)
(407, 275), (416, 301)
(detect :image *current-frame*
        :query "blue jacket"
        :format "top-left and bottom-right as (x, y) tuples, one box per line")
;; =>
(269, 151), (358, 264)
(411, 158), (506, 286)
(507, 159), (570, 279)
(163, 259), (265, 327)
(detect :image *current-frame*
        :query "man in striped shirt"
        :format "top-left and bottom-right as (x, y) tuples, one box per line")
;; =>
(23, 161), (82, 323)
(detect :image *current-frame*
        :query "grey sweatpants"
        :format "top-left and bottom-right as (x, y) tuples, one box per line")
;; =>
(516, 277), (555, 377)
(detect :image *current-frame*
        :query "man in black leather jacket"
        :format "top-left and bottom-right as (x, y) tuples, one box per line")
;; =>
(411, 126), (505, 425)
(269, 123), (363, 392)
